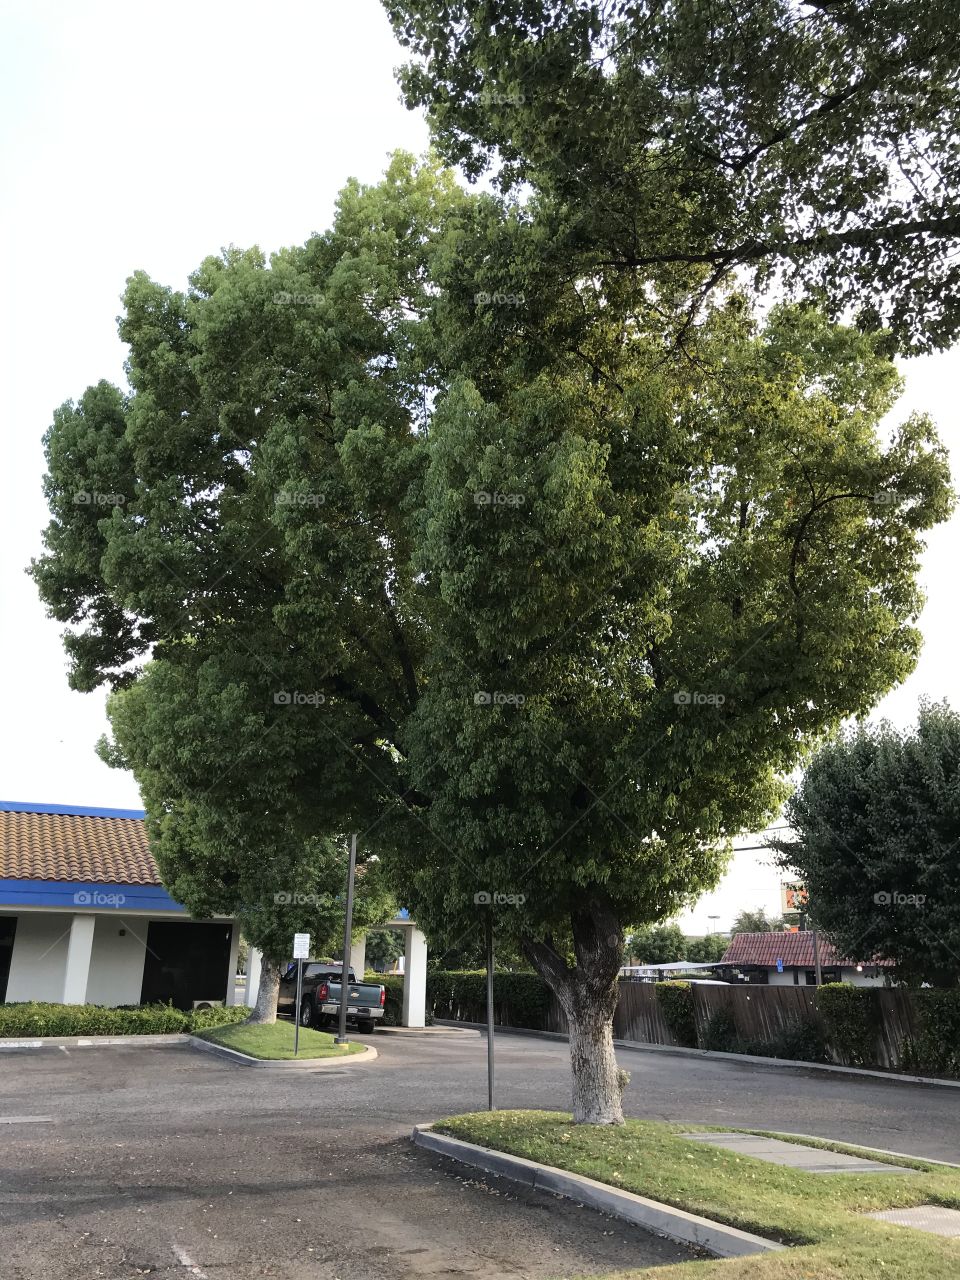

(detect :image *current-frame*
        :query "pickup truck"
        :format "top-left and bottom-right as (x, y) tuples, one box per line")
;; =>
(277, 962), (386, 1033)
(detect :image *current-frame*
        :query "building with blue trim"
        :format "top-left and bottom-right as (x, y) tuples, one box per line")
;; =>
(0, 802), (239, 1008)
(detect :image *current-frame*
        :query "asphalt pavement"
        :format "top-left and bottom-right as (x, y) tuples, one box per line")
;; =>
(0, 1027), (957, 1279)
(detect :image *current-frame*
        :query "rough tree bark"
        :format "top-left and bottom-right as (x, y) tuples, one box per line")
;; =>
(246, 957), (282, 1025)
(523, 892), (626, 1124)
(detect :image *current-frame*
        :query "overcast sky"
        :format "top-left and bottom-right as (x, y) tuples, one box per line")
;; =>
(3, 1), (958, 930)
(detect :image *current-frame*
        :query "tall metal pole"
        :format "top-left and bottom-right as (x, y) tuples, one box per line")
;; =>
(485, 907), (495, 1111)
(294, 958), (303, 1055)
(812, 926), (823, 987)
(335, 834), (358, 1045)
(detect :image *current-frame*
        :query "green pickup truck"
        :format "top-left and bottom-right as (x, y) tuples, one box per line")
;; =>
(277, 962), (386, 1033)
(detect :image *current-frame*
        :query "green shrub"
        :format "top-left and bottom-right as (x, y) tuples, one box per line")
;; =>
(369, 973), (405, 1026)
(426, 970), (552, 1028)
(186, 1004), (249, 1032)
(738, 1018), (828, 1063)
(701, 1005), (739, 1052)
(901, 989), (960, 1078)
(655, 981), (697, 1047)
(0, 1001), (248, 1038)
(816, 983), (879, 1066)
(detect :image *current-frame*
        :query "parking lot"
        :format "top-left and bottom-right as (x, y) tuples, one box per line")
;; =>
(1, 1029), (957, 1279)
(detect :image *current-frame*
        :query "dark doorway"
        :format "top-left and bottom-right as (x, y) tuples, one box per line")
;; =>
(139, 921), (232, 1009)
(0, 917), (16, 1002)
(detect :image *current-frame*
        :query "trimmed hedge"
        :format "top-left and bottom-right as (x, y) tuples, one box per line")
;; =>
(427, 969), (552, 1028)
(903, 988), (960, 1077)
(817, 983), (880, 1066)
(369, 973), (405, 1026)
(0, 1001), (249, 1038)
(654, 981), (697, 1047)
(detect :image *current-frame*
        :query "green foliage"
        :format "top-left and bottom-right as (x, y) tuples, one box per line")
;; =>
(364, 929), (404, 972)
(685, 933), (730, 964)
(387, 0), (960, 352)
(0, 1002), (247, 1038)
(427, 970), (552, 1028)
(626, 923), (687, 964)
(701, 1005), (740, 1053)
(654, 981), (697, 1048)
(371, 973), (405, 1026)
(773, 702), (960, 985)
(902, 990), (960, 1078)
(731, 909), (787, 935)
(816, 984), (881, 1067)
(30, 139), (954, 1118)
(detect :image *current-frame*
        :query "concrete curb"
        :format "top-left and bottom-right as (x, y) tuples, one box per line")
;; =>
(375, 1025), (481, 1038)
(187, 1036), (378, 1069)
(0, 1033), (187, 1051)
(434, 1020), (960, 1090)
(412, 1123), (784, 1259)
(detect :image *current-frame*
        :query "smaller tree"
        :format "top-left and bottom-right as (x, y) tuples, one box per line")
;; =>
(365, 929), (404, 973)
(626, 923), (687, 965)
(685, 933), (730, 964)
(731, 908), (786, 935)
(772, 702), (960, 986)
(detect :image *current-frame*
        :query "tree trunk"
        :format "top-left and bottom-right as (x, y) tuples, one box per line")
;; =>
(523, 891), (626, 1125)
(246, 958), (281, 1024)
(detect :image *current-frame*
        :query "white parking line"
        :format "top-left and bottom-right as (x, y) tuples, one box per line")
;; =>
(173, 1245), (208, 1277)
(0, 1116), (55, 1124)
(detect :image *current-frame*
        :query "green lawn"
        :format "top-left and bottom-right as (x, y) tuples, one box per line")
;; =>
(197, 1021), (366, 1060)
(435, 1111), (960, 1280)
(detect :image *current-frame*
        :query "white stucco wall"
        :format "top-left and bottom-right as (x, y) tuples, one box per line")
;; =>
(5, 913), (71, 1002)
(84, 917), (148, 1005)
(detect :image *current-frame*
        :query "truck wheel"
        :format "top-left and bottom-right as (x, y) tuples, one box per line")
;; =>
(299, 996), (315, 1027)
(357, 1019), (375, 1034)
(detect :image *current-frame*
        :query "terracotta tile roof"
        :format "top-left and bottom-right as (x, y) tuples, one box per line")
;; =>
(0, 805), (160, 885)
(721, 931), (893, 968)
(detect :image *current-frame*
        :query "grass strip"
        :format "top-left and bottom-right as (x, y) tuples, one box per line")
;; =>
(434, 1110), (960, 1280)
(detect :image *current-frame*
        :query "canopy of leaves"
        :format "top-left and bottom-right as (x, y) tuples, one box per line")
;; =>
(771, 701), (960, 985)
(731, 908), (787, 934)
(386, 0), (960, 351)
(626, 923), (687, 964)
(31, 154), (953, 987)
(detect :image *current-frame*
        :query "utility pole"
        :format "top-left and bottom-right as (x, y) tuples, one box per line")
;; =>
(485, 908), (495, 1111)
(335, 834), (358, 1045)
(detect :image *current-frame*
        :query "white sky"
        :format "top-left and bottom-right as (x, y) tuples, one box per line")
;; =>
(3, 1), (958, 931)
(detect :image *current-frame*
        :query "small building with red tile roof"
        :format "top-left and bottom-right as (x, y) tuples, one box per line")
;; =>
(0, 801), (238, 1009)
(720, 930), (893, 986)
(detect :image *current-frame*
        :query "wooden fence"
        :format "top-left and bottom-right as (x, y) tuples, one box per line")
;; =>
(477, 980), (931, 1072)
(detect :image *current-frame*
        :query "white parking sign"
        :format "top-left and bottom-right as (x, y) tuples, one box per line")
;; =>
(293, 932), (310, 959)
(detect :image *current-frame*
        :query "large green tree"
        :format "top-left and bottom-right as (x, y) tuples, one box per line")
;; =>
(32, 152), (952, 1120)
(771, 702), (960, 986)
(386, 0), (960, 352)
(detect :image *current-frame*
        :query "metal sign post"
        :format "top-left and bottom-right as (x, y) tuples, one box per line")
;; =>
(292, 932), (310, 1055)
(335, 834), (358, 1046)
(485, 907), (495, 1111)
